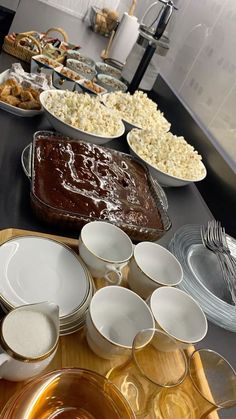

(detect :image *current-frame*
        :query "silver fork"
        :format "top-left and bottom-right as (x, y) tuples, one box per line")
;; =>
(214, 221), (236, 273)
(210, 221), (236, 305)
(201, 222), (236, 305)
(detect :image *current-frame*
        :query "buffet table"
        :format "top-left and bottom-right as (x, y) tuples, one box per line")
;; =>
(0, 47), (235, 418)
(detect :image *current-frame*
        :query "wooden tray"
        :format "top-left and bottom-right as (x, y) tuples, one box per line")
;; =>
(0, 228), (219, 419)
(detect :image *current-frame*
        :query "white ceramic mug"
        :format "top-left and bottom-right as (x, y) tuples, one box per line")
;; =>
(0, 302), (59, 381)
(86, 286), (155, 359)
(79, 221), (133, 285)
(127, 242), (183, 299)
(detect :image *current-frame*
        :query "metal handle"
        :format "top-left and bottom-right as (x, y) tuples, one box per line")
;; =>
(152, 179), (169, 210)
(154, 1), (177, 40)
(21, 143), (32, 179)
(159, 0), (178, 9)
(128, 0), (177, 93)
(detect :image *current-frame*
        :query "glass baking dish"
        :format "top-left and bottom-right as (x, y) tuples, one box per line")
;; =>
(29, 131), (171, 242)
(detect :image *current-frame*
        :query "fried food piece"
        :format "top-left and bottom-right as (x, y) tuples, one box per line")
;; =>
(20, 90), (34, 102)
(28, 87), (40, 101)
(18, 100), (41, 110)
(4, 79), (17, 87)
(11, 83), (22, 97)
(0, 85), (12, 97)
(0, 76), (41, 110)
(1, 95), (21, 106)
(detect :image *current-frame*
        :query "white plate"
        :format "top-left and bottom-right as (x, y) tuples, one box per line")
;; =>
(0, 236), (90, 317)
(0, 70), (43, 117)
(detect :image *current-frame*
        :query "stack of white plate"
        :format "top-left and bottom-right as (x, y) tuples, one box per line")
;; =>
(0, 236), (94, 335)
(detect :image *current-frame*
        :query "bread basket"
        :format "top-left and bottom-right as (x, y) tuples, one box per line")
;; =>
(3, 27), (69, 63)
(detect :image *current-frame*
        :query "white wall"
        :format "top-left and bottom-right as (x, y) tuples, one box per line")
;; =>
(38, 0), (155, 20)
(39, 0), (120, 18)
(158, 0), (236, 167)
(0, 0), (19, 10)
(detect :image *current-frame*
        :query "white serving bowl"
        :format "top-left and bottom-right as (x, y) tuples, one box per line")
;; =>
(67, 59), (96, 80)
(39, 90), (125, 144)
(66, 50), (95, 68)
(149, 287), (208, 347)
(86, 286), (155, 359)
(101, 94), (142, 133)
(76, 79), (107, 95)
(127, 242), (183, 299)
(95, 61), (122, 79)
(97, 74), (127, 93)
(127, 132), (207, 187)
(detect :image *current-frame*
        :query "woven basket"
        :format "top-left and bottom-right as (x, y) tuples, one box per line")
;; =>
(3, 31), (42, 63)
(44, 27), (69, 43)
(3, 27), (69, 64)
(42, 27), (69, 64)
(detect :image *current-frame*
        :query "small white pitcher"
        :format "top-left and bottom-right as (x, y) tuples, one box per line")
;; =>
(0, 302), (59, 382)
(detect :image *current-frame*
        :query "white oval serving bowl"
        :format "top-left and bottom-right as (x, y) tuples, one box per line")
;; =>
(66, 51), (95, 68)
(95, 61), (122, 79)
(101, 93), (141, 132)
(66, 59), (96, 80)
(127, 132), (207, 187)
(40, 90), (125, 144)
(97, 74), (127, 93)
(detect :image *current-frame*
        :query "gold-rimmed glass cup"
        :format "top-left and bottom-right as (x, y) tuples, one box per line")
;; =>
(106, 328), (188, 417)
(154, 348), (236, 418)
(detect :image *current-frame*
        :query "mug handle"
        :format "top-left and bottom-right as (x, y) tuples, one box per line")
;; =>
(0, 353), (10, 379)
(104, 264), (126, 285)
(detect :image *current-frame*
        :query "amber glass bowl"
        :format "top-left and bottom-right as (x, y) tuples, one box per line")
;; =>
(0, 368), (135, 419)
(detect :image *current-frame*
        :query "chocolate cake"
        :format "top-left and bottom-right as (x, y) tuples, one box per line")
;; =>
(31, 133), (171, 240)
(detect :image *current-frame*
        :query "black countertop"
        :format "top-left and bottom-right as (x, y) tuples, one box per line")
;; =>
(0, 51), (235, 418)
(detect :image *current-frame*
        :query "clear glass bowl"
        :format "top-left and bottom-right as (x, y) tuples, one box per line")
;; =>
(29, 131), (171, 242)
(168, 224), (236, 332)
(0, 368), (135, 418)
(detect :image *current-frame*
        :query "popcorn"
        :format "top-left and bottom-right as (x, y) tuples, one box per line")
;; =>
(103, 91), (171, 133)
(44, 91), (123, 136)
(128, 129), (206, 181)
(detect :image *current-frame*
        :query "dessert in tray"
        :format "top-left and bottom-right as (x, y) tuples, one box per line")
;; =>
(30, 132), (171, 241)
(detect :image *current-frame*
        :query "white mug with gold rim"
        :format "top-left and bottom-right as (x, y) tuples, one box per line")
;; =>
(127, 241), (183, 299)
(79, 221), (133, 285)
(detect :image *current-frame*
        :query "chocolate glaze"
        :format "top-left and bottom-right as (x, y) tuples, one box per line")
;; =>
(33, 136), (163, 229)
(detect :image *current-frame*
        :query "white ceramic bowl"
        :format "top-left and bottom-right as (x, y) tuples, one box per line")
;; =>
(127, 132), (207, 187)
(127, 242), (183, 299)
(86, 286), (155, 359)
(66, 51), (95, 68)
(95, 62), (122, 79)
(149, 287), (208, 346)
(101, 94), (142, 133)
(39, 90), (125, 144)
(76, 79), (107, 95)
(67, 59), (96, 80)
(97, 74), (127, 93)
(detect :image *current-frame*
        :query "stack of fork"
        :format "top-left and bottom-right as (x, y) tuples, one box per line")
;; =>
(201, 220), (236, 305)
